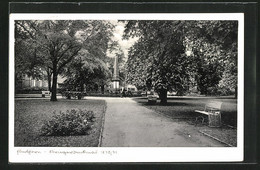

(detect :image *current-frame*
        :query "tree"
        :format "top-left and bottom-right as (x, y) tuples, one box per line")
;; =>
(15, 21), (45, 91)
(123, 20), (190, 104)
(61, 21), (115, 94)
(15, 20), (114, 101)
(187, 42), (224, 95)
(63, 57), (111, 93)
(123, 20), (238, 103)
(15, 20), (82, 100)
(183, 21), (238, 96)
(36, 21), (85, 101)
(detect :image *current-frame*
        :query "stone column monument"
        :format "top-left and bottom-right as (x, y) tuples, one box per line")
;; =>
(112, 55), (120, 92)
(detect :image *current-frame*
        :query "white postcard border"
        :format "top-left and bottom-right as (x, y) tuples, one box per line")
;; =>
(9, 13), (244, 163)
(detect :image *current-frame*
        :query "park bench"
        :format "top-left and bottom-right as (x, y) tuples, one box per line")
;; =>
(195, 101), (222, 127)
(41, 91), (51, 97)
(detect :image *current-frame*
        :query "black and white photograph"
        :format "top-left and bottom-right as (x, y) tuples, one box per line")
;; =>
(9, 13), (244, 162)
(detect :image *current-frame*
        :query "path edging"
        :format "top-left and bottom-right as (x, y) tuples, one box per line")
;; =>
(98, 102), (107, 147)
(199, 130), (234, 147)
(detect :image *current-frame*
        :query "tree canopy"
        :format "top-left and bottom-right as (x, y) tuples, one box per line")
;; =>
(15, 20), (115, 101)
(15, 19), (238, 102)
(122, 20), (238, 103)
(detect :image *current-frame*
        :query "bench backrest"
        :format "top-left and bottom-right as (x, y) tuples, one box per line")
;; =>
(205, 101), (222, 112)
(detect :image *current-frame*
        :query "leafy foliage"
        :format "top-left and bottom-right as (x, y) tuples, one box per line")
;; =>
(53, 20), (115, 93)
(40, 109), (95, 136)
(123, 21), (192, 103)
(123, 20), (238, 102)
(63, 59), (111, 92)
(184, 21), (238, 96)
(15, 20), (115, 100)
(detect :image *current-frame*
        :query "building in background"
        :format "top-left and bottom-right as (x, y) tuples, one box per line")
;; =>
(16, 74), (64, 93)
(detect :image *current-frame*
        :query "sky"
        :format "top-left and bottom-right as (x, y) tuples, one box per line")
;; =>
(107, 21), (138, 59)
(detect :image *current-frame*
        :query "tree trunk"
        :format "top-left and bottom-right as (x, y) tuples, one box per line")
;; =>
(94, 84), (98, 92)
(235, 86), (237, 99)
(159, 88), (167, 104)
(51, 73), (58, 101)
(80, 82), (84, 92)
(47, 70), (52, 92)
(101, 85), (105, 94)
(199, 87), (208, 96)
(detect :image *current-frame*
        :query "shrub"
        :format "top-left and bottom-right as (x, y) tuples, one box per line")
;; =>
(61, 91), (86, 99)
(206, 87), (219, 96)
(217, 87), (235, 96)
(40, 109), (95, 136)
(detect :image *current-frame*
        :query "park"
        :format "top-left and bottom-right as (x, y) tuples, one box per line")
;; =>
(14, 20), (238, 147)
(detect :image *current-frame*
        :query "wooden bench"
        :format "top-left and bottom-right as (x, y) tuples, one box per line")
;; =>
(195, 101), (222, 127)
(42, 91), (51, 97)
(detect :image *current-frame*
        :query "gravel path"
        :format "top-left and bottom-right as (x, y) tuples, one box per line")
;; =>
(86, 97), (225, 147)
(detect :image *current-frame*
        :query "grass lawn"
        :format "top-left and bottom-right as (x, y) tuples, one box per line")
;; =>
(15, 99), (106, 147)
(133, 96), (237, 146)
(134, 96), (237, 127)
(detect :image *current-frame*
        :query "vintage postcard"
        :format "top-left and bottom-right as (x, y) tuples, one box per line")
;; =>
(9, 13), (244, 162)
